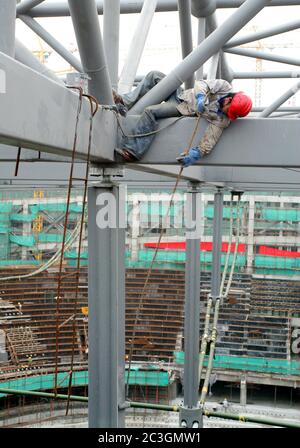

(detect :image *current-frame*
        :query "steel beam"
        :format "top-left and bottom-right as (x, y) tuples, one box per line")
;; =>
(182, 182), (202, 427)
(15, 39), (63, 84)
(130, 0), (270, 114)
(19, 15), (83, 73)
(118, 0), (157, 94)
(0, 51), (116, 161)
(259, 80), (300, 117)
(26, 1), (300, 17)
(126, 116), (300, 167)
(103, 0), (120, 90)
(68, 0), (113, 103)
(225, 19), (300, 49)
(191, 0), (216, 17)
(88, 181), (126, 428)
(178, 0), (194, 89)
(0, 0), (16, 57)
(225, 47), (300, 68)
(196, 18), (206, 80)
(16, 0), (45, 15)
(234, 71), (300, 79)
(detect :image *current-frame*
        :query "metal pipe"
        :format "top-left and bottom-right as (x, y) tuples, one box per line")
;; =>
(205, 13), (233, 82)
(118, 0), (157, 94)
(260, 80), (300, 117)
(15, 39), (64, 85)
(103, 0), (120, 90)
(130, 0), (270, 114)
(0, 0), (16, 57)
(183, 183), (201, 409)
(19, 15), (83, 73)
(1, 388), (300, 428)
(25, 1), (300, 17)
(68, 0), (113, 104)
(16, 0), (45, 15)
(211, 191), (223, 300)
(225, 19), (300, 49)
(225, 47), (300, 68)
(196, 18), (206, 80)
(191, 0), (216, 17)
(178, 0), (194, 89)
(234, 70), (300, 79)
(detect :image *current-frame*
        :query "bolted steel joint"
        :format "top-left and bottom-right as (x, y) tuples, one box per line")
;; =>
(179, 406), (203, 428)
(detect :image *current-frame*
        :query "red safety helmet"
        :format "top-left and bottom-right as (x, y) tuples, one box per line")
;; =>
(227, 92), (252, 121)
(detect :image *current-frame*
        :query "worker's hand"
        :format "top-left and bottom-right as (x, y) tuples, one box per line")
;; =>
(196, 93), (205, 113)
(176, 147), (201, 167)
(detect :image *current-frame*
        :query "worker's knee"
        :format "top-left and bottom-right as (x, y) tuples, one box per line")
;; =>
(143, 71), (166, 87)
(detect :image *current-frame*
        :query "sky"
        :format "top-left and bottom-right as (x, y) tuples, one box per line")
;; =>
(15, 1), (300, 108)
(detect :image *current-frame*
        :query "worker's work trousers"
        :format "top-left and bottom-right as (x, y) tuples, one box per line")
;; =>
(122, 70), (166, 109)
(121, 103), (181, 160)
(198, 123), (224, 156)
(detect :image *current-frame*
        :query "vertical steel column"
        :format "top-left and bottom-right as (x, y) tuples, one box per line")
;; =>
(196, 18), (206, 80)
(88, 179), (126, 428)
(68, 0), (113, 104)
(211, 190), (223, 301)
(118, 0), (157, 94)
(178, 0), (194, 89)
(103, 0), (120, 90)
(180, 182), (202, 428)
(0, 0), (16, 56)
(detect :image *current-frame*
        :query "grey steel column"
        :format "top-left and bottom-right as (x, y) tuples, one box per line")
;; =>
(180, 182), (202, 428)
(103, 0), (120, 90)
(68, 0), (114, 104)
(0, 0), (16, 56)
(211, 190), (223, 301)
(19, 15), (83, 72)
(178, 0), (194, 89)
(130, 0), (271, 113)
(88, 179), (126, 428)
(260, 80), (300, 117)
(196, 18), (205, 80)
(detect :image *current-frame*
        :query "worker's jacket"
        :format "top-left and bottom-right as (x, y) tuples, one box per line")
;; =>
(177, 79), (233, 129)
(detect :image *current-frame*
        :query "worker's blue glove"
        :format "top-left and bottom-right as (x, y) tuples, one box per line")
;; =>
(196, 93), (205, 113)
(176, 147), (201, 168)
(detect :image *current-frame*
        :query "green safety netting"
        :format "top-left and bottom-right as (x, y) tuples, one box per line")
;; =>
(205, 206), (244, 219)
(174, 352), (300, 375)
(131, 250), (246, 266)
(9, 234), (36, 247)
(255, 255), (300, 269)
(261, 209), (300, 221)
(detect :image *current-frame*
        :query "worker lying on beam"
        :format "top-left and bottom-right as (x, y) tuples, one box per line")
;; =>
(114, 71), (252, 166)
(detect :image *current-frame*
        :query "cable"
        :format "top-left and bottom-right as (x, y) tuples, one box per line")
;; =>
(125, 115), (202, 398)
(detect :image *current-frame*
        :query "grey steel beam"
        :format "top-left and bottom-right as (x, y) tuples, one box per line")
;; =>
(130, 0), (270, 114)
(260, 80), (300, 117)
(0, 51), (116, 161)
(19, 15), (83, 73)
(103, 0), (120, 90)
(88, 181), (126, 428)
(178, 0), (194, 89)
(129, 116), (300, 167)
(234, 71), (300, 79)
(118, 0), (157, 94)
(0, 0), (16, 56)
(133, 163), (203, 182)
(225, 19), (300, 49)
(196, 17), (206, 80)
(16, 0), (45, 14)
(68, 0), (113, 104)
(225, 47), (300, 68)
(252, 106), (300, 112)
(182, 182), (202, 427)
(15, 39), (63, 84)
(211, 190), (223, 300)
(26, 0), (300, 17)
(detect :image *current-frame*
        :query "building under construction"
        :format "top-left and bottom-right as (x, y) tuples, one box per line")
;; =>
(0, 0), (300, 429)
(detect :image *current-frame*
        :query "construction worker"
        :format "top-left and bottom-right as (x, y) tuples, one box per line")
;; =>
(114, 71), (252, 165)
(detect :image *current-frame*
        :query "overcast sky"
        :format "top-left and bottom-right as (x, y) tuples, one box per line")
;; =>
(15, 1), (300, 107)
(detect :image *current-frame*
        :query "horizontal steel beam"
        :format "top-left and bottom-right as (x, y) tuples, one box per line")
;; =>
(234, 71), (300, 79)
(26, 0), (300, 17)
(225, 47), (300, 67)
(0, 52), (116, 162)
(127, 116), (300, 167)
